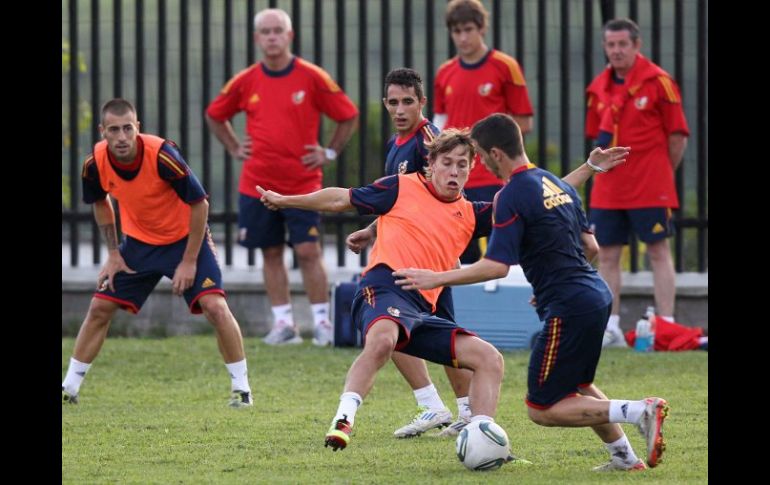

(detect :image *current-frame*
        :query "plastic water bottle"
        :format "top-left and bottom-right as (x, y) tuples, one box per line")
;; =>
(634, 315), (652, 352)
(645, 306), (656, 352)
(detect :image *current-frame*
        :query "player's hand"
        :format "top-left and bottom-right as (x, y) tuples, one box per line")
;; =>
(392, 268), (442, 290)
(97, 253), (136, 292)
(346, 227), (375, 254)
(301, 144), (328, 170)
(233, 136), (252, 160)
(529, 295), (537, 307)
(256, 185), (284, 210)
(172, 260), (196, 296)
(587, 146), (631, 172)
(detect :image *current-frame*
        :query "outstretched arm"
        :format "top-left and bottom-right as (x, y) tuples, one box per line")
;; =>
(562, 146), (630, 188)
(257, 185), (353, 213)
(393, 258), (509, 290)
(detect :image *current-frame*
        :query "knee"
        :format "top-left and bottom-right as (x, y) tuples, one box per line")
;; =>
(199, 295), (232, 324)
(86, 299), (117, 324)
(484, 347), (505, 377)
(363, 334), (396, 361)
(528, 407), (557, 427)
(294, 244), (321, 266)
(646, 240), (671, 261)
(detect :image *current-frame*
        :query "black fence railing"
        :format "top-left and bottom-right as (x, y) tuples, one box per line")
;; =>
(62, 0), (708, 272)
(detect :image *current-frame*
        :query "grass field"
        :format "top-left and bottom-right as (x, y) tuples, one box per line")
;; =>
(62, 337), (707, 484)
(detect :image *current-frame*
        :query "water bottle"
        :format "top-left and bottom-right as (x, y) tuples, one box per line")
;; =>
(634, 315), (652, 352)
(645, 306), (656, 352)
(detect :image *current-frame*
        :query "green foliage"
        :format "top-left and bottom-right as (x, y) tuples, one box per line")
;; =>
(62, 40), (92, 209)
(63, 337), (708, 484)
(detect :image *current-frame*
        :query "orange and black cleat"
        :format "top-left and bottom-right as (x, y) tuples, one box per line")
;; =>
(325, 415), (352, 451)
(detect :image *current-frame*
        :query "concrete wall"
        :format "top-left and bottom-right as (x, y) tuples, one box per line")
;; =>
(62, 268), (707, 338)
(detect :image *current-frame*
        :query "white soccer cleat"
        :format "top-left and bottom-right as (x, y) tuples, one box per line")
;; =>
(437, 416), (471, 437)
(228, 390), (253, 408)
(592, 459), (647, 472)
(393, 406), (453, 438)
(602, 327), (628, 348)
(262, 325), (303, 345)
(637, 397), (669, 467)
(312, 319), (334, 347)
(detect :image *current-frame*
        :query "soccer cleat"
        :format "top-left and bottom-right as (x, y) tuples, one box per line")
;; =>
(637, 397), (669, 467)
(393, 406), (453, 438)
(262, 325), (303, 345)
(62, 386), (79, 405)
(592, 459), (647, 472)
(325, 416), (352, 451)
(505, 454), (535, 466)
(436, 416), (470, 437)
(602, 327), (628, 348)
(312, 319), (334, 347)
(228, 390), (253, 408)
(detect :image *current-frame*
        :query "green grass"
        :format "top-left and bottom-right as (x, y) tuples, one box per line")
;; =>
(62, 337), (707, 484)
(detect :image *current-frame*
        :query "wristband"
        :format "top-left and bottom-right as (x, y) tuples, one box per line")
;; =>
(586, 159), (607, 173)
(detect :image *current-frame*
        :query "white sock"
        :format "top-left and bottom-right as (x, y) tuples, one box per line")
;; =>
(470, 414), (493, 423)
(62, 357), (92, 395)
(311, 302), (331, 328)
(413, 384), (446, 410)
(334, 391), (363, 426)
(604, 434), (640, 466)
(606, 314), (621, 332)
(271, 304), (293, 328)
(608, 400), (646, 424)
(456, 396), (472, 419)
(661, 315), (674, 323)
(225, 359), (250, 393)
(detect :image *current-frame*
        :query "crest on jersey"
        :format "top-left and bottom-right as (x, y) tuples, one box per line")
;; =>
(292, 90), (306, 105)
(478, 82), (493, 96)
(634, 96), (649, 110)
(398, 160), (409, 174)
(387, 306), (401, 317)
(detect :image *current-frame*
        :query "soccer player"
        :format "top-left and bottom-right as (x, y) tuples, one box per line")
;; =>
(62, 98), (253, 408)
(394, 113), (668, 471)
(585, 18), (690, 348)
(206, 8), (359, 346)
(434, 0), (533, 264)
(347, 68), (474, 439)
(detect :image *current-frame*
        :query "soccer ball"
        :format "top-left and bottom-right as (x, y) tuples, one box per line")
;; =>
(455, 420), (512, 471)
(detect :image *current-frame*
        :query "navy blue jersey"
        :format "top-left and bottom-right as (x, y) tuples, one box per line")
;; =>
(383, 120), (440, 176)
(350, 174), (493, 238)
(485, 165), (611, 319)
(82, 139), (206, 205)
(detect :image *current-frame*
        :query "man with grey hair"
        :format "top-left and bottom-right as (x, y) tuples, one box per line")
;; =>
(206, 8), (359, 347)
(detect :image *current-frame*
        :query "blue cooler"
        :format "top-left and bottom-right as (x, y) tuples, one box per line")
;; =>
(452, 267), (543, 350)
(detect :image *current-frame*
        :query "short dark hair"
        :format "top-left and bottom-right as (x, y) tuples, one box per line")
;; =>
(100, 98), (136, 124)
(445, 0), (488, 30)
(425, 127), (475, 166)
(471, 113), (523, 159)
(383, 68), (424, 100)
(603, 18), (641, 42)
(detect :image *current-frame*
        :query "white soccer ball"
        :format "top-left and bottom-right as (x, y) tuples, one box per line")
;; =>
(455, 419), (512, 471)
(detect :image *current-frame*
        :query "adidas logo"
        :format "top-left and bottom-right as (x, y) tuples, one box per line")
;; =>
(202, 277), (216, 288)
(453, 211), (463, 218)
(621, 402), (629, 418)
(651, 223), (665, 234)
(249, 93), (260, 104)
(542, 177), (573, 209)
(308, 227), (320, 237)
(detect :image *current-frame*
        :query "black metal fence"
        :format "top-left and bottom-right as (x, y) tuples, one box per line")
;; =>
(62, 0), (708, 272)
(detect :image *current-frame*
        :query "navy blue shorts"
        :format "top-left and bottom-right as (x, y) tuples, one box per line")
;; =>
(351, 265), (473, 367)
(525, 304), (611, 409)
(93, 230), (225, 314)
(238, 193), (321, 248)
(589, 207), (674, 245)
